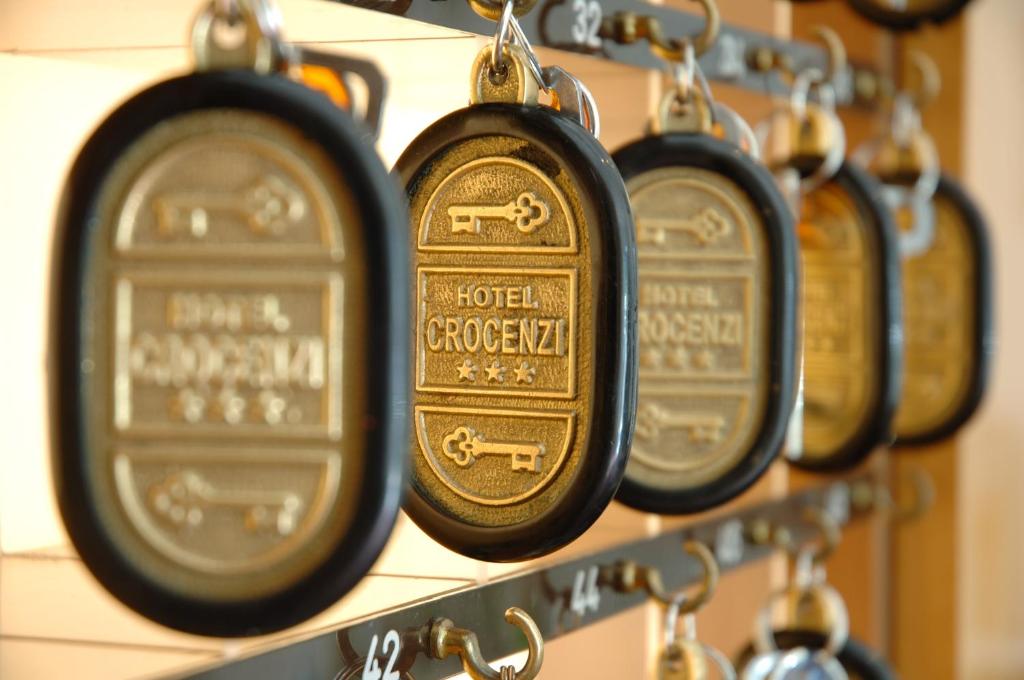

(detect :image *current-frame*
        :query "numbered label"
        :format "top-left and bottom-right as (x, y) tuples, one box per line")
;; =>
(570, 565), (601, 617)
(570, 0), (603, 49)
(362, 629), (401, 680)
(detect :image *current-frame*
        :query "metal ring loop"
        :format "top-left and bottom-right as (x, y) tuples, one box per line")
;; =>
(906, 49), (941, 109)
(702, 643), (738, 680)
(491, 0), (515, 74)
(790, 67), (830, 119)
(669, 40), (697, 103)
(797, 507), (841, 565)
(753, 587), (850, 660)
(508, 15), (548, 90)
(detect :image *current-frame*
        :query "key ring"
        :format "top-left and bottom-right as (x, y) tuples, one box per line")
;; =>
(491, 0), (516, 75)
(507, 15), (549, 92)
(192, 0), (289, 73)
(664, 592), (738, 680)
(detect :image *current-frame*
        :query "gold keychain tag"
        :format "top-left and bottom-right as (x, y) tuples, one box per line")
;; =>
(397, 36), (636, 560)
(613, 40), (798, 514)
(894, 176), (991, 443)
(51, 0), (408, 636)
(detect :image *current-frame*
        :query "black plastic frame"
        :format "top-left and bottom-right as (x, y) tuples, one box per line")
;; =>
(894, 174), (993, 447)
(846, 0), (974, 31)
(611, 133), (798, 515)
(790, 162), (904, 472)
(50, 70), (409, 637)
(396, 103), (637, 562)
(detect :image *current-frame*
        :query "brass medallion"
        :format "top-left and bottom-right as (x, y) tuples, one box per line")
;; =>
(409, 139), (587, 527)
(612, 133), (797, 514)
(894, 183), (986, 441)
(81, 109), (365, 600)
(627, 167), (768, 490)
(799, 180), (880, 462)
(397, 101), (635, 559)
(54, 12), (407, 636)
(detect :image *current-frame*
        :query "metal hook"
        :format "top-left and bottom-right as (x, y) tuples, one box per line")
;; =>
(599, 0), (720, 59)
(429, 607), (544, 680)
(904, 49), (941, 109)
(798, 507), (841, 565)
(811, 25), (847, 85)
(678, 540), (719, 615)
(745, 507), (840, 565)
(850, 468), (936, 523)
(607, 540), (719, 614)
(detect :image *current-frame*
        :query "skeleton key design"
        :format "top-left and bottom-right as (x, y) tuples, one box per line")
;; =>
(637, 207), (732, 245)
(153, 174), (307, 238)
(448, 191), (550, 235)
(441, 426), (544, 473)
(148, 469), (303, 536)
(635, 403), (726, 443)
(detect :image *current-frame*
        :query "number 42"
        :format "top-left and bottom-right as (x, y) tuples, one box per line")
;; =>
(362, 629), (401, 680)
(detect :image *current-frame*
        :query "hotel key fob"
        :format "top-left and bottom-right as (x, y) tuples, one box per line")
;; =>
(396, 40), (636, 560)
(50, 0), (408, 636)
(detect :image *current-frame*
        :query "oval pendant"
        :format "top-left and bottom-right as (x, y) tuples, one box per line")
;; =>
(612, 133), (798, 514)
(51, 69), (409, 635)
(894, 175), (993, 445)
(397, 103), (637, 560)
(792, 162), (903, 471)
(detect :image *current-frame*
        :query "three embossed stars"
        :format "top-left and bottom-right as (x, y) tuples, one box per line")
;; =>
(641, 348), (716, 370)
(454, 359), (536, 385)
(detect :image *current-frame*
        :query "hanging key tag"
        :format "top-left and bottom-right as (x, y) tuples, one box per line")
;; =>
(854, 58), (992, 446)
(611, 16), (798, 515)
(889, 175), (992, 445)
(50, 0), (409, 636)
(396, 0), (636, 561)
(759, 60), (903, 472)
(739, 523), (851, 680)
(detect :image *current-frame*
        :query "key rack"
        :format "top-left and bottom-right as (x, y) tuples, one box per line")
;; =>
(174, 476), (876, 680)
(332, 0), (889, 106)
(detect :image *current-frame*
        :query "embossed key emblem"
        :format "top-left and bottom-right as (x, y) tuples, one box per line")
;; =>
(894, 176), (992, 444)
(154, 175), (306, 238)
(51, 8), (408, 636)
(636, 207), (732, 246)
(398, 43), (636, 560)
(613, 120), (797, 515)
(442, 426), (544, 472)
(448, 191), (550, 234)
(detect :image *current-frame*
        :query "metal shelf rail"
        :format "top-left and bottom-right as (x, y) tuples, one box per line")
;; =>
(333, 0), (886, 106)
(175, 476), (874, 680)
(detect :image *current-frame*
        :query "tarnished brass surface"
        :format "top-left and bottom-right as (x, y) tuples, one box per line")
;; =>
(409, 135), (591, 526)
(625, 167), (769, 491)
(659, 640), (710, 680)
(895, 192), (975, 437)
(799, 181), (879, 460)
(83, 110), (366, 600)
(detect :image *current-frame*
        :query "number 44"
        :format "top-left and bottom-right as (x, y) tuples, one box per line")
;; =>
(570, 566), (601, 617)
